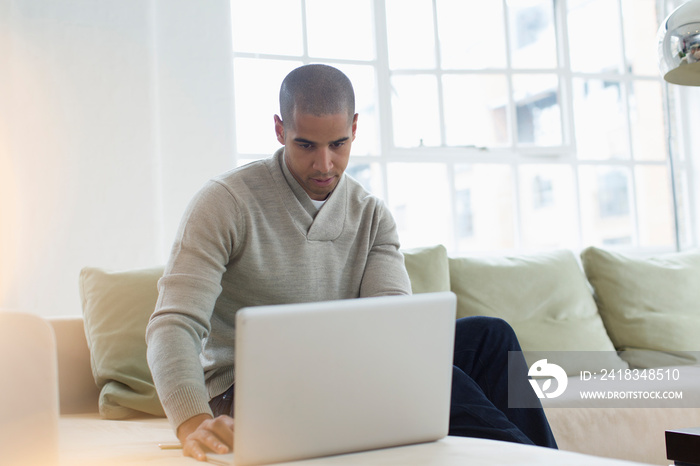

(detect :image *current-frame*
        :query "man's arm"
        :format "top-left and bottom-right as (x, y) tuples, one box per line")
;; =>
(146, 180), (243, 445)
(359, 201), (412, 297)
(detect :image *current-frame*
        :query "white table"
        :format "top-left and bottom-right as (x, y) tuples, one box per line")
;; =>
(209, 436), (653, 466)
(59, 416), (653, 466)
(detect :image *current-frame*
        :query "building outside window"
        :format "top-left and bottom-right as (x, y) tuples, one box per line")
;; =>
(230, 0), (690, 255)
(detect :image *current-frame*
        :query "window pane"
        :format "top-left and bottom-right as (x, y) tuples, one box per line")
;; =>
(234, 58), (302, 155)
(387, 163), (452, 249)
(579, 166), (634, 247)
(567, 0), (623, 73)
(507, 0), (558, 69)
(635, 166), (675, 247)
(667, 85), (684, 163)
(675, 171), (691, 249)
(454, 164), (515, 252)
(518, 164), (577, 249)
(436, 0), (506, 69)
(629, 80), (666, 161)
(512, 74), (561, 145)
(231, 0), (303, 55)
(572, 78), (628, 160)
(391, 75), (441, 148)
(386, 0), (435, 69)
(306, 0), (375, 61)
(621, 0), (659, 76)
(442, 74), (509, 147)
(334, 64), (380, 155)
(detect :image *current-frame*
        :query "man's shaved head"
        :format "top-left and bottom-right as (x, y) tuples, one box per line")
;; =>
(279, 64), (355, 128)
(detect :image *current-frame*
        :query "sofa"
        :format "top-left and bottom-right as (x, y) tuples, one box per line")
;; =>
(6, 245), (700, 465)
(3, 316), (652, 466)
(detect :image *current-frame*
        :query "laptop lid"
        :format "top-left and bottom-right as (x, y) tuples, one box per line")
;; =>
(233, 291), (456, 466)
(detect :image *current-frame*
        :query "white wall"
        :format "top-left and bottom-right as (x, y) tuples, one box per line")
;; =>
(0, 0), (234, 316)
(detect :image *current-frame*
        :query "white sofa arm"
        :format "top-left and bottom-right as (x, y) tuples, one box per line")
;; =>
(0, 312), (60, 465)
(48, 316), (100, 414)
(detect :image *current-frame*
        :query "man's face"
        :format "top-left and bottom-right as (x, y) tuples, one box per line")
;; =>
(275, 110), (358, 201)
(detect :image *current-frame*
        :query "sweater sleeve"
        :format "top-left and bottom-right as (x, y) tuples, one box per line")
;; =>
(146, 180), (243, 430)
(359, 200), (413, 298)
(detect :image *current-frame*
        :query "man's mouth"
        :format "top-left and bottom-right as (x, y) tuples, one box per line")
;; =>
(311, 177), (335, 187)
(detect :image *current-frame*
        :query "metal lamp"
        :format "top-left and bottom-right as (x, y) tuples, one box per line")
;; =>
(658, 0), (700, 85)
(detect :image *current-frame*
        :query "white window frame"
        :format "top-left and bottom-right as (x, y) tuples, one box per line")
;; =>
(230, 0), (693, 255)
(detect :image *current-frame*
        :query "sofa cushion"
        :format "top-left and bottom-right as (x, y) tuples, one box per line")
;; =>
(79, 266), (165, 419)
(76, 246), (448, 419)
(581, 246), (700, 368)
(402, 244), (450, 294)
(449, 250), (627, 375)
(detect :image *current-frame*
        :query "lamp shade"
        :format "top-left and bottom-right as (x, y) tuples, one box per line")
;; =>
(658, 0), (700, 86)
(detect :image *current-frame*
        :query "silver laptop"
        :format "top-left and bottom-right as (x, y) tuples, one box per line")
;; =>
(232, 291), (456, 466)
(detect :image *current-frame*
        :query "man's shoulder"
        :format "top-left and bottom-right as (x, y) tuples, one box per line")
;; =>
(213, 157), (275, 187)
(187, 157), (278, 211)
(343, 174), (383, 209)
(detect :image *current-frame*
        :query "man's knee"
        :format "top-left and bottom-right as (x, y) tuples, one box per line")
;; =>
(455, 316), (520, 349)
(456, 315), (514, 335)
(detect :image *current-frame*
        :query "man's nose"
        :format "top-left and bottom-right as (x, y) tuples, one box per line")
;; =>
(313, 148), (333, 173)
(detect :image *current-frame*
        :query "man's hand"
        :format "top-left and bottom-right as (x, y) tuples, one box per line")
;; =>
(177, 414), (235, 461)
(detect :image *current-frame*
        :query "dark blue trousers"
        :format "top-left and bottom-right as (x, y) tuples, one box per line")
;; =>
(449, 316), (557, 448)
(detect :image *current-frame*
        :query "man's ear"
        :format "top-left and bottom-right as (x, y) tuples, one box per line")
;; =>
(351, 113), (358, 141)
(274, 115), (285, 145)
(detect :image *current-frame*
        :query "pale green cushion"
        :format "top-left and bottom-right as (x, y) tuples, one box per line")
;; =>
(581, 246), (700, 368)
(449, 250), (627, 375)
(79, 266), (165, 419)
(402, 244), (450, 294)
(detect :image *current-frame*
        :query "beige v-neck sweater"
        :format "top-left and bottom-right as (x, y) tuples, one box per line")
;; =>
(146, 149), (412, 429)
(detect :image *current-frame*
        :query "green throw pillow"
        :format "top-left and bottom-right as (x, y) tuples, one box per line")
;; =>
(402, 245), (450, 294)
(581, 246), (700, 368)
(79, 266), (165, 419)
(449, 250), (627, 375)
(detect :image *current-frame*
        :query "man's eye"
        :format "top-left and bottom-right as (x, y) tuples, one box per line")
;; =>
(298, 143), (313, 149)
(331, 142), (345, 148)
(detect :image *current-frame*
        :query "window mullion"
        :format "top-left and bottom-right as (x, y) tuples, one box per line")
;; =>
(373, 0), (393, 204)
(616, 0), (642, 247)
(300, 0), (309, 62)
(664, 80), (684, 250)
(557, 0), (585, 249)
(502, 0), (517, 153)
(502, 0), (522, 250)
(554, 0), (575, 152)
(432, 0), (447, 147)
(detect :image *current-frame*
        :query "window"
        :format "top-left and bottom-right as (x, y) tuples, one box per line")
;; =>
(598, 170), (631, 219)
(230, 0), (688, 254)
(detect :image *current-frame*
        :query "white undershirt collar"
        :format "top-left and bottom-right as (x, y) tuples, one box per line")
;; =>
(309, 197), (327, 211)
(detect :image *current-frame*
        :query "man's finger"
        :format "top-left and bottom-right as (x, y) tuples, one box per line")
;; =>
(182, 438), (208, 462)
(208, 416), (235, 448)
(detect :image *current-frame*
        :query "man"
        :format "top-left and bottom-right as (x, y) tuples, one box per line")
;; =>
(146, 64), (556, 462)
